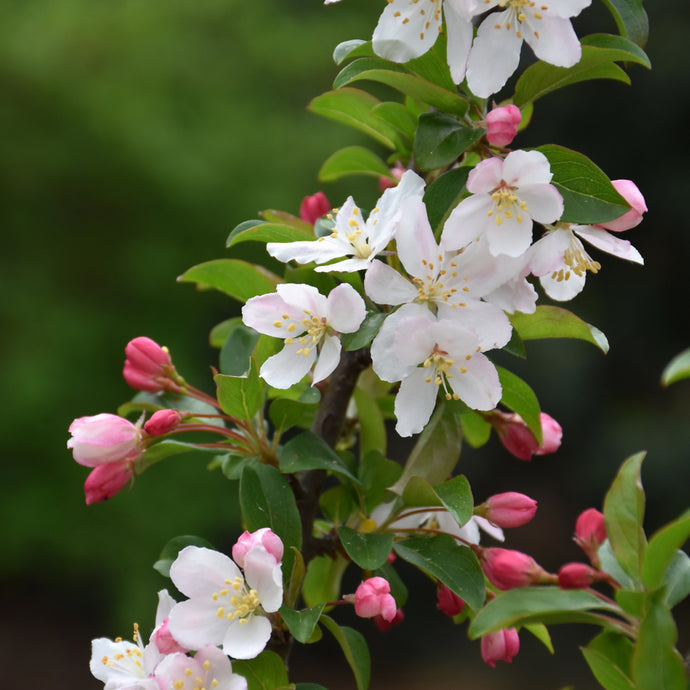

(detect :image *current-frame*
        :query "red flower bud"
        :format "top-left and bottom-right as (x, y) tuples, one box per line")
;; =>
(123, 337), (181, 394)
(436, 582), (465, 617)
(595, 179), (647, 232)
(574, 508), (607, 565)
(481, 547), (551, 590)
(493, 411), (562, 461)
(354, 577), (397, 622)
(144, 409), (183, 436)
(299, 192), (331, 225)
(84, 461), (133, 505)
(485, 104), (522, 147)
(558, 562), (606, 589)
(481, 628), (520, 668)
(484, 492), (537, 528)
(373, 607), (404, 632)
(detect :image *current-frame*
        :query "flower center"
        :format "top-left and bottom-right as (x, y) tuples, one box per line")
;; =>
(492, 0), (546, 38)
(98, 625), (146, 677)
(412, 254), (470, 309)
(171, 660), (220, 690)
(488, 184), (528, 226)
(422, 345), (468, 401)
(213, 576), (262, 625)
(551, 232), (601, 281)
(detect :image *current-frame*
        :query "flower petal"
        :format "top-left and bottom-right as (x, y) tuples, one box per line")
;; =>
(260, 342), (316, 389)
(168, 598), (230, 649)
(364, 259), (418, 305)
(312, 335), (341, 385)
(394, 368), (439, 437)
(575, 225), (644, 264)
(525, 16), (582, 67)
(325, 283), (367, 333)
(222, 616), (272, 660)
(373, 0), (442, 63)
(170, 546), (241, 598)
(449, 353), (502, 410)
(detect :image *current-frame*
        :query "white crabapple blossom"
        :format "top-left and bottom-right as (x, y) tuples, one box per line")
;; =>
(241, 283), (366, 389)
(167, 544), (283, 660)
(90, 631), (160, 690)
(153, 646), (247, 690)
(466, 0), (592, 97)
(442, 149), (563, 258)
(370, 303), (503, 436)
(265, 170), (425, 273)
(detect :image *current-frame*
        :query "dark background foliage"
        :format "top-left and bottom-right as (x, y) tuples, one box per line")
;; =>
(1, 0), (688, 687)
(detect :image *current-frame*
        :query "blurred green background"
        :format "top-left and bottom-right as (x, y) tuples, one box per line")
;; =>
(2, 0), (688, 687)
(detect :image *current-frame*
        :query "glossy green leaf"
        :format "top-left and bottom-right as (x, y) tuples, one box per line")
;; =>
(210, 317), (242, 349)
(423, 166), (470, 232)
(338, 526), (394, 570)
(352, 390), (387, 459)
(434, 475), (473, 527)
(233, 650), (289, 690)
(496, 366), (542, 444)
(599, 540), (635, 590)
(536, 144), (630, 224)
(404, 35), (456, 91)
(581, 34), (651, 68)
(401, 476), (442, 508)
(259, 208), (313, 231)
(220, 454), (258, 481)
(318, 145), (395, 183)
(319, 485), (358, 526)
(178, 259), (281, 303)
(632, 590), (686, 690)
(601, 0), (649, 48)
(153, 534), (214, 577)
(220, 324), (259, 376)
(371, 101), (418, 142)
(308, 88), (401, 150)
(215, 361), (263, 421)
(358, 450), (401, 513)
(320, 616), (371, 690)
(508, 305), (609, 353)
(459, 410), (492, 449)
(642, 510), (690, 590)
(663, 550), (690, 608)
(226, 219), (265, 245)
(334, 58), (469, 116)
(341, 311), (387, 351)
(227, 222), (314, 249)
(603, 452), (647, 584)
(394, 534), (485, 611)
(333, 39), (373, 65)
(413, 112), (484, 171)
(141, 439), (217, 466)
(302, 554), (349, 609)
(279, 431), (360, 484)
(269, 396), (319, 433)
(240, 464), (302, 580)
(469, 587), (619, 638)
(525, 623), (554, 654)
(661, 348), (690, 386)
(252, 333), (282, 370)
(279, 603), (325, 644)
(389, 400), (462, 495)
(582, 631), (635, 690)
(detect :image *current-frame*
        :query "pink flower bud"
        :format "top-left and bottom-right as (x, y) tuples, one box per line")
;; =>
(373, 607), (404, 632)
(574, 508), (606, 566)
(299, 192), (331, 225)
(485, 104), (522, 147)
(558, 562), (609, 589)
(595, 179), (647, 232)
(354, 577), (397, 622)
(484, 492), (538, 528)
(123, 337), (181, 394)
(481, 547), (551, 590)
(493, 411), (562, 461)
(481, 628), (520, 668)
(144, 409), (183, 436)
(232, 528), (284, 568)
(68, 413), (142, 467)
(436, 582), (465, 617)
(153, 618), (188, 655)
(83, 461), (133, 505)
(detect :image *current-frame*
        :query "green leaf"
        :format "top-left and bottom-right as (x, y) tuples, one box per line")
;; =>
(279, 431), (361, 484)
(320, 616), (371, 690)
(319, 485), (358, 526)
(308, 88), (402, 150)
(141, 439), (217, 466)
(389, 400), (462, 495)
(401, 476), (442, 508)
(632, 590), (686, 690)
(333, 39), (373, 65)
(210, 317), (242, 349)
(279, 603), (325, 644)
(220, 454), (258, 481)
(496, 366), (542, 444)
(240, 464), (302, 580)
(334, 58), (468, 116)
(352, 390), (388, 459)
(601, 0), (649, 48)
(582, 631), (635, 690)
(233, 650), (290, 690)
(302, 554), (349, 609)
(434, 475), (474, 528)
(153, 534), (214, 577)
(227, 222), (314, 249)
(423, 166), (470, 232)
(220, 324), (260, 376)
(508, 305), (609, 353)
(536, 144), (631, 224)
(338, 526), (395, 570)
(469, 587), (619, 638)
(394, 534), (485, 611)
(341, 311), (387, 351)
(371, 101), (418, 143)
(269, 396), (319, 433)
(413, 112), (484, 171)
(663, 550), (690, 608)
(318, 146), (395, 183)
(603, 452), (647, 585)
(525, 623), (554, 654)
(581, 34), (651, 68)
(259, 209), (314, 231)
(215, 361), (263, 421)
(358, 450), (401, 513)
(178, 259), (281, 303)
(642, 510), (690, 590)
(661, 347), (690, 386)
(459, 410), (492, 449)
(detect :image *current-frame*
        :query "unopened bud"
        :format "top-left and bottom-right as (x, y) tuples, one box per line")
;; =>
(84, 461), (133, 505)
(378, 162), (405, 192)
(354, 577), (397, 622)
(483, 492), (537, 528)
(153, 618), (188, 655)
(485, 104), (522, 147)
(558, 562), (615, 589)
(68, 413), (142, 467)
(492, 411), (562, 461)
(595, 179), (647, 232)
(373, 607), (404, 632)
(436, 582), (465, 617)
(123, 337), (182, 394)
(144, 409), (183, 436)
(574, 508), (606, 566)
(299, 192), (331, 225)
(481, 628), (520, 668)
(232, 528), (284, 568)
(481, 547), (553, 590)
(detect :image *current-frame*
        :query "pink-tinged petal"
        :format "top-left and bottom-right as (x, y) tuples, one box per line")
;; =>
(527, 228), (572, 276)
(484, 276), (538, 314)
(326, 283), (366, 333)
(519, 184), (564, 224)
(170, 546), (241, 598)
(266, 236), (345, 265)
(439, 300), (512, 351)
(576, 225), (643, 264)
(395, 368), (439, 437)
(276, 283), (327, 316)
(155, 590), (177, 627)
(503, 150), (553, 187)
(194, 647), (248, 690)
(372, 0), (441, 63)
(540, 268), (586, 301)
(364, 259), (418, 305)
(525, 16), (581, 67)
(222, 616), (272, 660)
(243, 547), (284, 613)
(395, 196), (439, 278)
(394, 317), (437, 367)
(442, 195), (495, 251)
(312, 335), (341, 385)
(444, 1), (474, 83)
(486, 214), (534, 257)
(449, 354), (502, 410)
(596, 179), (646, 232)
(467, 157), (505, 194)
(260, 342), (316, 389)
(168, 598), (230, 649)
(242, 293), (300, 338)
(467, 15), (523, 98)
